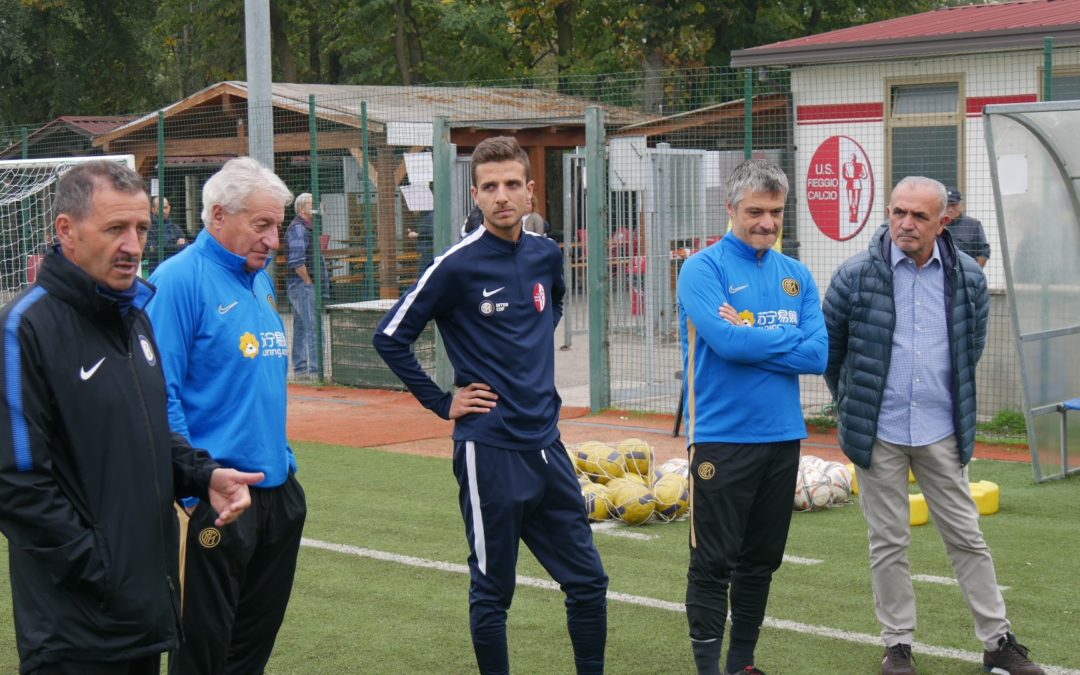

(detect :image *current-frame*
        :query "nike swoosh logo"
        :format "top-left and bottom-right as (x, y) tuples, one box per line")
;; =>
(218, 301), (239, 315)
(728, 284), (749, 294)
(482, 287), (505, 298)
(80, 357), (106, 381)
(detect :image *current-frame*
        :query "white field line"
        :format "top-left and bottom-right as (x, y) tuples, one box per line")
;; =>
(782, 554), (823, 565)
(912, 573), (1010, 592)
(590, 521), (657, 540)
(300, 538), (1079, 675)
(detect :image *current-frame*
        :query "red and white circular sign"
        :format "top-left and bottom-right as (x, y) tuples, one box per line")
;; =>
(806, 136), (874, 241)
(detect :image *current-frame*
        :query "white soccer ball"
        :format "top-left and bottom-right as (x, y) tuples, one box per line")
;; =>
(806, 477), (834, 510)
(823, 462), (853, 503)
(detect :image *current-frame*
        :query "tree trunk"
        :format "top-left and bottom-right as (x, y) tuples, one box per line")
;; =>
(269, 1), (298, 82)
(643, 49), (665, 114)
(555, 0), (574, 92)
(393, 0), (411, 85)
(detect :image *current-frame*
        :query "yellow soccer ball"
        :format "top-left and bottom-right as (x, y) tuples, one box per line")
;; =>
(619, 438), (654, 476)
(575, 442), (610, 481)
(581, 483), (610, 521)
(595, 446), (626, 484)
(652, 474), (689, 521)
(621, 472), (647, 487)
(610, 482), (655, 525)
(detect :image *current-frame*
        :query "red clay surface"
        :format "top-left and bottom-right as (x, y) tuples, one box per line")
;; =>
(287, 384), (1032, 465)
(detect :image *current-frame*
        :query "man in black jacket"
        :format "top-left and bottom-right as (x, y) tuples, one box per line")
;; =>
(0, 160), (263, 675)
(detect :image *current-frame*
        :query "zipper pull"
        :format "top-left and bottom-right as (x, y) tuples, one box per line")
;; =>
(541, 449), (548, 464)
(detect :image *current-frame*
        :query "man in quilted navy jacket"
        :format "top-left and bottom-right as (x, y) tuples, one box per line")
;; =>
(824, 176), (1043, 675)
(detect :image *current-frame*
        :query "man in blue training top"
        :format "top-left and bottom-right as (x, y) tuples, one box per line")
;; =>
(148, 157), (306, 675)
(374, 136), (608, 675)
(677, 159), (827, 675)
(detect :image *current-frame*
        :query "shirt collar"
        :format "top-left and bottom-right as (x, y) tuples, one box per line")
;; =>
(889, 236), (942, 270)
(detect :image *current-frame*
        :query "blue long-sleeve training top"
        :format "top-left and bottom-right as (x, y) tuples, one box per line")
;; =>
(148, 230), (296, 487)
(678, 234), (827, 445)
(373, 228), (565, 451)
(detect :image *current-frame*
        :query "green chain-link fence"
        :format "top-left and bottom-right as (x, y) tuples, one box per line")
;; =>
(3, 48), (1072, 436)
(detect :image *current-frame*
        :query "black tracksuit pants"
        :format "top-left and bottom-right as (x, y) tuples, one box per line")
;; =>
(686, 440), (800, 670)
(169, 472), (307, 675)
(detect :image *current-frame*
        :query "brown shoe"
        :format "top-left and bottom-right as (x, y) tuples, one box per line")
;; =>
(983, 633), (1045, 675)
(882, 643), (915, 675)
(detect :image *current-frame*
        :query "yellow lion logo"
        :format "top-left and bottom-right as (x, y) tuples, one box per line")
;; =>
(239, 332), (259, 359)
(738, 309), (755, 326)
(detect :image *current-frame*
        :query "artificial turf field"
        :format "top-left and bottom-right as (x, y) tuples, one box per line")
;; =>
(1, 441), (1076, 674)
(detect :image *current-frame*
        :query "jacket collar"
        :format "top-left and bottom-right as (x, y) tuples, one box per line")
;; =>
(36, 246), (154, 318)
(194, 228), (258, 276)
(477, 226), (525, 254)
(871, 223), (958, 270)
(721, 231), (770, 262)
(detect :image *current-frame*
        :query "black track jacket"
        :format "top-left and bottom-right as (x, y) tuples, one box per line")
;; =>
(0, 250), (220, 673)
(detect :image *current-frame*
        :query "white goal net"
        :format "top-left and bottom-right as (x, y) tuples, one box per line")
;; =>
(0, 155), (135, 303)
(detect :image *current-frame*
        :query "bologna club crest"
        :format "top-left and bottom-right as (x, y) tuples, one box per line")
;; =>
(807, 135), (874, 241)
(533, 283), (546, 313)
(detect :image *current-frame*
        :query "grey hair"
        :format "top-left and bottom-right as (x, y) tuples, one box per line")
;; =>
(892, 176), (948, 218)
(294, 192), (313, 214)
(55, 160), (146, 221)
(201, 157), (294, 227)
(726, 159), (789, 210)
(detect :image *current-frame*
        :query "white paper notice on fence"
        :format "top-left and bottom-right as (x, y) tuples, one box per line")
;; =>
(404, 152), (433, 183)
(401, 183), (434, 211)
(997, 154), (1028, 195)
(387, 122), (433, 147)
(608, 136), (648, 191)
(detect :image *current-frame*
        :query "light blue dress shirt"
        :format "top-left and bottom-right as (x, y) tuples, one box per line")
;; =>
(876, 239), (955, 446)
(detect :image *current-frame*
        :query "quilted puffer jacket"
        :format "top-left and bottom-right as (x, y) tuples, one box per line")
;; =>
(822, 225), (988, 468)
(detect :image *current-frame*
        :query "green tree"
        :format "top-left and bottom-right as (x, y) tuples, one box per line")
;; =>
(0, 0), (160, 128)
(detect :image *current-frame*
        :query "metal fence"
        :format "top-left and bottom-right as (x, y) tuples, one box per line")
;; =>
(3, 47), (1073, 431)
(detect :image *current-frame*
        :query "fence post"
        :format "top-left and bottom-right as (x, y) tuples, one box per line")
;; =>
(20, 127), (28, 159)
(432, 116), (454, 391)
(744, 68), (753, 160)
(309, 95), (324, 380)
(585, 106), (610, 412)
(156, 111), (166, 270)
(361, 101), (376, 301)
(1044, 37), (1054, 101)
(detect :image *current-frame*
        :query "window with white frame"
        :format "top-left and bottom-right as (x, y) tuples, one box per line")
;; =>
(886, 79), (963, 192)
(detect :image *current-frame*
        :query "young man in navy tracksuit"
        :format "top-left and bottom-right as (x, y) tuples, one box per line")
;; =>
(374, 136), (608, 675)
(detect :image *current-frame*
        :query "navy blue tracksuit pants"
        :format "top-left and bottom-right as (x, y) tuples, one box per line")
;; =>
(453, 438), (608, 675)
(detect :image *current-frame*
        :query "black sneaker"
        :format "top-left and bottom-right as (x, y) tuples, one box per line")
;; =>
(882, 643), (915, 675)
(983, 633), (1045, 675)
(728, 668), (765, 675)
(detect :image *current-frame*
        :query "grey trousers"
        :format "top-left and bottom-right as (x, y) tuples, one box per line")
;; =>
(855, 436), (1010, 650)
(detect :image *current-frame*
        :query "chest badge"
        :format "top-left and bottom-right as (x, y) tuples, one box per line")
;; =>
(138, 335), (156, 366)
(533, 283), (546, 313)
(782, 278), (800, 296)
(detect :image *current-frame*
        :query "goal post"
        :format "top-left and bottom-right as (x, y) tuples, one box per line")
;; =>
(0, 154), (136, 303)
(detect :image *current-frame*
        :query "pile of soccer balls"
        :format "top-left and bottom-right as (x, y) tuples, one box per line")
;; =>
(572, 439), (689, 526)
(794, 455), (853, 511)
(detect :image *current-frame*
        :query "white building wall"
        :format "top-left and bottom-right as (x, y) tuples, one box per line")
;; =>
(790, 48), (1080, 294)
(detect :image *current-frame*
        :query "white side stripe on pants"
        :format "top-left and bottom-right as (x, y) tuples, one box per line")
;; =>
(465, 441), (487, 575)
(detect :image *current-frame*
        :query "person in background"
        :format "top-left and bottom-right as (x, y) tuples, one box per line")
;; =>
(0, 160), (260, 674)
(374, 136), (608, 675)
(285, 192), (328, 377)
(147, 196), (189, 273)
(148, 157), (307, 675)
(945, 187), (989, 268)
(824, 176), (1043, 675)
(521, 195), (547, 236)
(677, 158), (827, 675)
